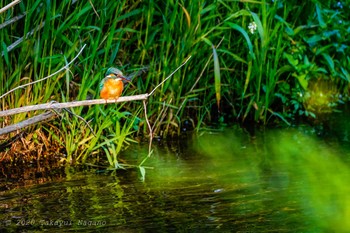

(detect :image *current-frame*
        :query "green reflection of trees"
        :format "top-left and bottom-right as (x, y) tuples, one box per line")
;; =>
(195, 128), (350, 232)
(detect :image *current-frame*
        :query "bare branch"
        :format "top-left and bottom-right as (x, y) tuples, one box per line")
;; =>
(149, 56), (192, 96)
(0, 94), (149, 117)
(0, 0), (21, 14)
(0, 13), (26, 30)
(1, 16), (45, 57)
(88, 0), (100, 19)
(143, 100), (153, 157)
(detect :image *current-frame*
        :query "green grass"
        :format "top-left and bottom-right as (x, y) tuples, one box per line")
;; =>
(0, 0), (349, 166)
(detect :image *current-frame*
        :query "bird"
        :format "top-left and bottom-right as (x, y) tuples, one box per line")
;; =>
(99, 68), (127, 101)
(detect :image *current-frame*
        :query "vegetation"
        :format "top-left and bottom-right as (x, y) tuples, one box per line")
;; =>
(0, 0), (349, 166)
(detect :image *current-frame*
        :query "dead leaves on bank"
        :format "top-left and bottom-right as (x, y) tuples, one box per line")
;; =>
(0, 128), (62, 164)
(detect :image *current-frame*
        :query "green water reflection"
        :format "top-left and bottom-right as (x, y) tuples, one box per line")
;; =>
(192, 128), (350, 232)
(0, 127), (349, 232)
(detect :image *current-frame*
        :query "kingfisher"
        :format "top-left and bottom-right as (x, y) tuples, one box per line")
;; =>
(99, 67), (127, 100)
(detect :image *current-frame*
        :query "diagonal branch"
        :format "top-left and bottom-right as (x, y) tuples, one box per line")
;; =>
(1, 20), (46, 57)
(148, 55), (192, 96)
(0, 44), (87, 99)
(0, 0), (21, 14)
(0, 13), (26, 30)
(0, 111), (56, 136)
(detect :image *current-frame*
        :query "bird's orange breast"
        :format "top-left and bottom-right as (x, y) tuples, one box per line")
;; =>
(100, 78), (124, 100)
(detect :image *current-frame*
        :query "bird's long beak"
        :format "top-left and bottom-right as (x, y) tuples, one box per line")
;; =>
(118, 75), (131, 83)
(105, 73), (128, 81)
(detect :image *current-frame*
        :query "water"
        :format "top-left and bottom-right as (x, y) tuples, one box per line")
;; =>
(0, 126), (350, 232)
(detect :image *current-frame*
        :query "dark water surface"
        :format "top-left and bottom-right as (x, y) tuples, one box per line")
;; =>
(1, 125), (350, 232)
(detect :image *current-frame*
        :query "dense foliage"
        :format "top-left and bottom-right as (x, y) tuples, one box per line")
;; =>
(0, 0), (349, 166)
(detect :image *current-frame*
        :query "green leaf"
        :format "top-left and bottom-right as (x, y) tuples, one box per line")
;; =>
(139, 166), (146, 182)
(1, 42), (10, 67)
(103, 146), (113, 167)
(271, 111), (291, 126)
(323, 30), (339, 38)
(315, 44), (333, 55)
(304, 35), (323, 45)
(340, 66), (350, 82)
(201, 37), (213, 47)
(225, 22), (255, 60)
(201, 4), (216, 14)
(218, 49), (247, 64)
(116, 9), (142, 22)
(283, 53), (299, 68)
(250, 11), (264, 42)
(212, 45), (221, 110)
(294, 73), (308, 90)
(316, 4), (326, 28)
(321, 53), (334, 73)
(293, 25), (308, 35)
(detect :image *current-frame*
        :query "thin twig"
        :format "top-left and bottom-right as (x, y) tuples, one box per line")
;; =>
(143, 100), (153, 156)
(149, 56), (192, 96)
(62, 108), (96, 137)
(0, 44), (87, 99)
(0, 12), (26, 30)
(0, 0), (21, 14)
(0, 94), (148, 117)
(1, 21), (46, 57)
(88, 0), (100, 19)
